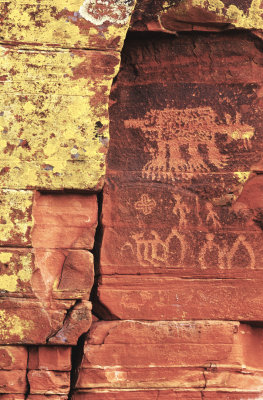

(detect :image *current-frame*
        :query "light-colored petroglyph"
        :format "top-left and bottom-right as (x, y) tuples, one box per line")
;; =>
(205, 202), (221, 229)
(125, 107), (255, 181)
(227, 234), (255, 269)
(199, 233), (225, 270)
(199, 233), (256, 270)
(172, 194), (191, 229)
(134, 194), (156, 215)
(121, 229), (186, 267)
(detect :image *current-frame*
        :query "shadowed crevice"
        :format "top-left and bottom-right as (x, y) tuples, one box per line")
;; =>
(68, 333), (86, 400)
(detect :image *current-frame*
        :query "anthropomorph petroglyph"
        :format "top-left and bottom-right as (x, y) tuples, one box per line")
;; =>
(121, 229), (186, 267)
(125, 107), (255, 181)
(122, 227), (256, 270)
(172, 194), (191, 229)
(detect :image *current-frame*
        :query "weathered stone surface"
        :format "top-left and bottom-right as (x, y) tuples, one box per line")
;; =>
(203, 393), (263, 399)
(0, 190), (33, 246)
(95, 31), (263, 326)
(48, 300), (92, 344)
(0, 370), (27, 393)
(33, 249), (94, 300)
(76, 320), (263, 391)
(131, 0), (263, 32)
(205, 370), (263, 390)
(0, 48), (120, 190)
(0, 0), (136, 51)
(28, 347), (71, 371)
(78, 368), (204, 389)
(27, 397), (68, 400)
(0, 298), (84, 344)
(97, 275), (263, 320)
(0, 396), (25, 400)
(28, 370), (70, 395)
(73, 392), (202, 400)
(72, 392), (263, 399)
(0, 345), (27, 369)
(0, 249), (35, 296)
(32, 193), (98, 249)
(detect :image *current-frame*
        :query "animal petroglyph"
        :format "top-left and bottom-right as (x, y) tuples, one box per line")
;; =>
(125, 107), (255, 181)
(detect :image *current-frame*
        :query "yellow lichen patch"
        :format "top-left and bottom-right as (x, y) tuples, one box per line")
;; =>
(160, 0), (263, 30)
(0, 310), (34, 340)
(192, 0), (224, 14)
(0, 1), (136, 51)
(0, 251), (34, 293)
(0, 190), (33, 245)
(234, 171), (251, 184)
(0, 48), (120, 190)
(0, 253), (12, 264)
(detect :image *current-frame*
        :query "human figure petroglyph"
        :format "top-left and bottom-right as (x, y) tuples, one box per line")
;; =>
(121, 229), (186, 267)
(171, 193), (221, 230)
(125, 107), (255, 181)
(205, 202), (221, 229)
(172, 194), (191, 229)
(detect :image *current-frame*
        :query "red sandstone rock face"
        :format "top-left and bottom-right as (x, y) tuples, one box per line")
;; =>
(0, 192), (95, 345)
(28, 347), (72, 371)
(72, 28), (263, 398)
(76, 320), (263, 391)
(72, 392), (263, 399)
(2, 2), (263, 399)
(32, 193), (98, 249)
(96, 32), (263, 322)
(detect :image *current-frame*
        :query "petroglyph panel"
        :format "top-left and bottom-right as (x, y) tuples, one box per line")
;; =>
(0, 0), (136, 50)
(110, 82), (263, 178)
(101, 226), (263, 274)
(98, 30), (263, 328)
(0, 47), (120, 190)
(97, 275), (263, 320)
(103, 178), (262, 231)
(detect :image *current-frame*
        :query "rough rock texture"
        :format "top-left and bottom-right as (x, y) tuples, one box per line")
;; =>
(2, 0), (263, 399)
(0, 0), (136, 398)
(97, 31), (263, 321)
(74, 26), (263, 399)
(131, 0), (263, 32)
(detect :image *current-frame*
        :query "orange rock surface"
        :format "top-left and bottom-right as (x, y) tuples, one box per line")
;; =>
(1, 0), (263, 399)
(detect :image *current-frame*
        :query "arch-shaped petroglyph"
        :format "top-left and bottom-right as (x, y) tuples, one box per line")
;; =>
(227, 234), (256, 269)
(122, 228), (186, 267)
(199, 233), (225, 270)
